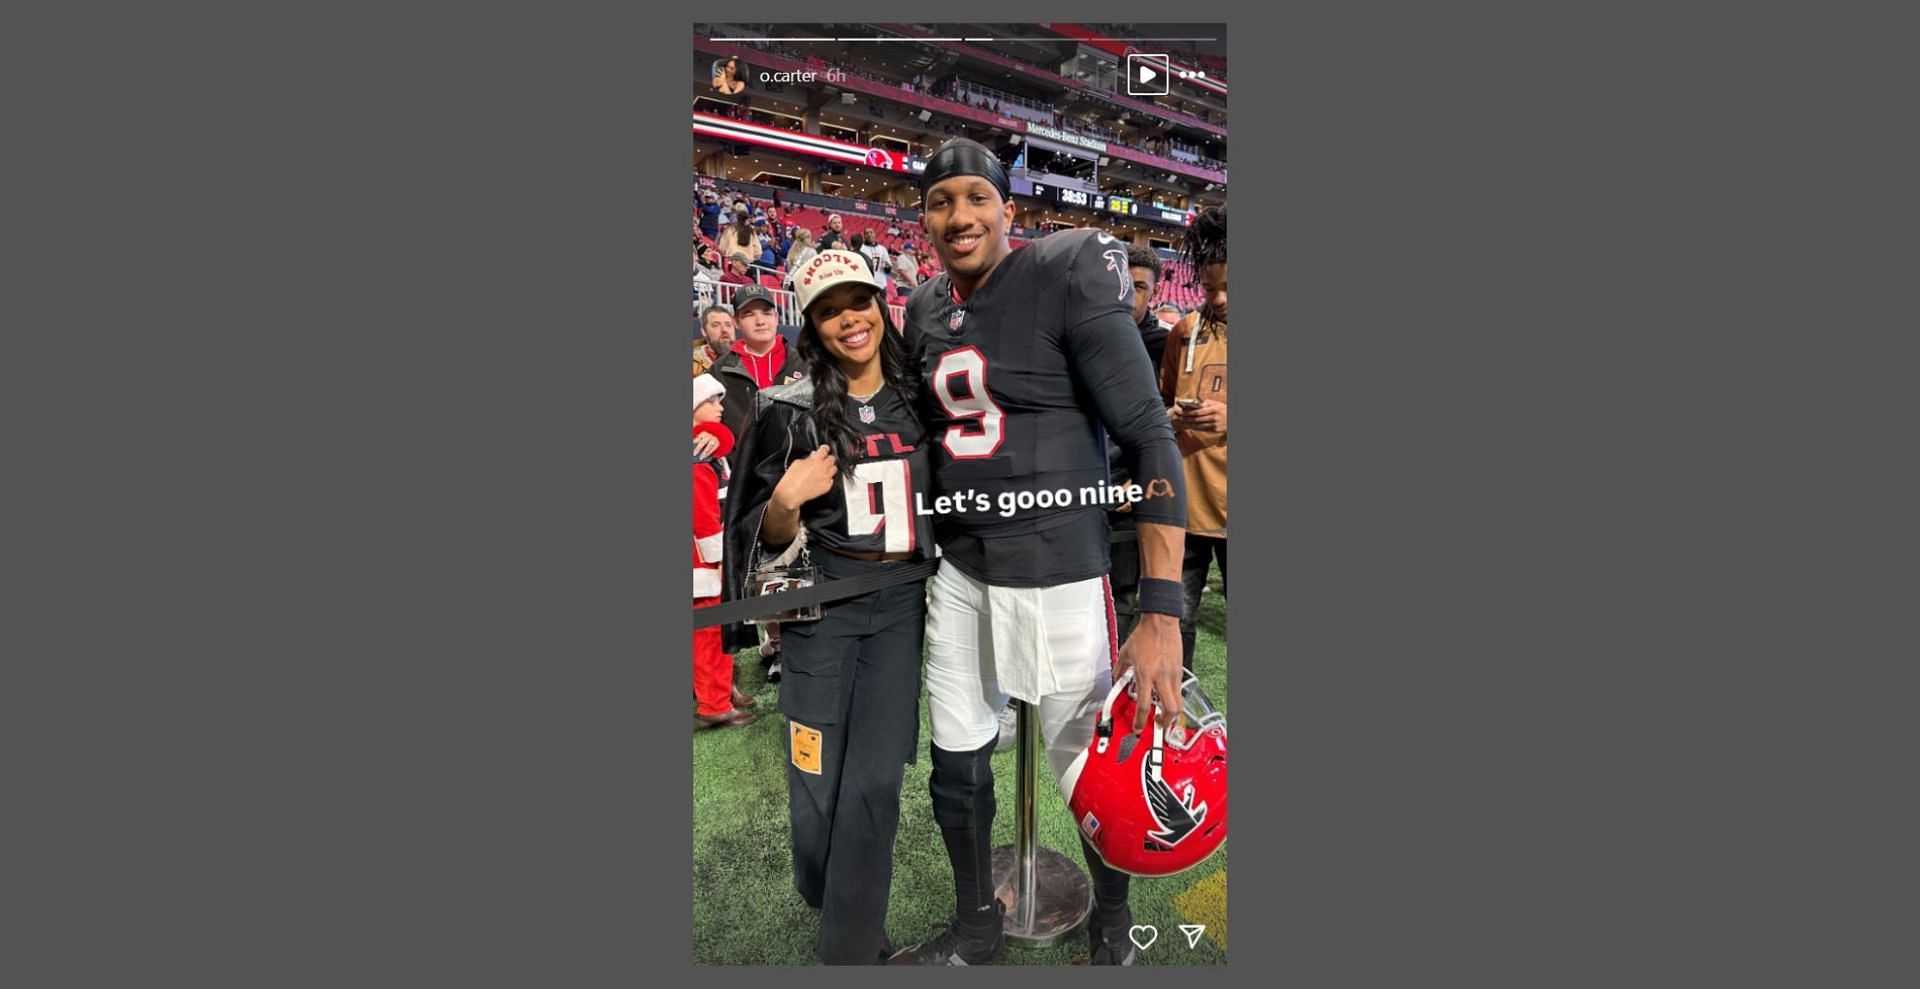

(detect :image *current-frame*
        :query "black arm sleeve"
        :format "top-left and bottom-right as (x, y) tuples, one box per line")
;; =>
(1063, 238), (1188, 528)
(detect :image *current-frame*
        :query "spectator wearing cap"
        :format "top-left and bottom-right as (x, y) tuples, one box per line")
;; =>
(709, 285), (801, 436)
(706, 282), (806, 672)
(720, 256), (753, 287)
(718, 247), (931, 960)
(818, 213), (847, 252)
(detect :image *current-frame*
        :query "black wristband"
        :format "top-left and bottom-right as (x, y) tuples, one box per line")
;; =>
(1137, 577), (1185, 618)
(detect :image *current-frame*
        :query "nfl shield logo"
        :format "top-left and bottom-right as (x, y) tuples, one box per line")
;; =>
(859, 405), (876, 424)
(949, 308), (966, 331)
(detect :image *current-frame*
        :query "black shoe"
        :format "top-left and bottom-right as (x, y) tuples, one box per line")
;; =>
(1088, 906), (1137, 966)
(886, 904), (1005, 965)
(766, 659), (782, 683)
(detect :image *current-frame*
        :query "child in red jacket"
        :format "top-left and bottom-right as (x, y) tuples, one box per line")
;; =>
(693, 374), (756, 729)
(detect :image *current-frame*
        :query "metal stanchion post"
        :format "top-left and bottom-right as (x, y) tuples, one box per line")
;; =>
(990, 700), (1090, 946)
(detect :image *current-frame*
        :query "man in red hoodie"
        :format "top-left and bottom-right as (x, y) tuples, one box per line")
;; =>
(693, 373), (757, 728)
(710, 284), (803, 463)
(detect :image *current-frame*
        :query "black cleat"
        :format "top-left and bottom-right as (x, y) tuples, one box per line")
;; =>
(1088, 906), (1138, 966)
(887, 904), (1005, 965)
(766, 659), (782, 683)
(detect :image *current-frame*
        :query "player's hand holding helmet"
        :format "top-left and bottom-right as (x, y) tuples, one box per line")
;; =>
(1066, 669), (1227, 877)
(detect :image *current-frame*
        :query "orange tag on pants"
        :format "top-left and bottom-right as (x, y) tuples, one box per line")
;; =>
(789, 720), (823, 775)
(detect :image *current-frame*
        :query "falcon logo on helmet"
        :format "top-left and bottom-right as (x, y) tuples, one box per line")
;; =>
(1143, 738), (1207, 848)
(1064, 669), (1227, 877)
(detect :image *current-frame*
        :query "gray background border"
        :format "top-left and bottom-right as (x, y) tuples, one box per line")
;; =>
(9, 2), (1911, 987)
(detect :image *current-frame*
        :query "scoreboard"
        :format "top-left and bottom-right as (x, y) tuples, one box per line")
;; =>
(1027, 180), (1188, 226)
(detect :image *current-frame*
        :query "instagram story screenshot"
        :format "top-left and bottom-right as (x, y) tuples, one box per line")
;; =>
(688, 22), (1228, 966)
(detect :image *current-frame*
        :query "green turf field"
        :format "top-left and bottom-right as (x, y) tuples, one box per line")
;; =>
(693, 564), (1227, 966)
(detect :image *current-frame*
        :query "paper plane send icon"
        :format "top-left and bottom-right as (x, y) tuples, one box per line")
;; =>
(1179, 924), (1206, 949)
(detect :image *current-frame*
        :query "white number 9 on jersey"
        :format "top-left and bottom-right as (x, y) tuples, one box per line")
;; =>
(843, 459), (914, 553)
(931, 346), (1006, 459)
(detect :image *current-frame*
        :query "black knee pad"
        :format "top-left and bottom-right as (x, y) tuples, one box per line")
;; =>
(928, 740), (996, 831)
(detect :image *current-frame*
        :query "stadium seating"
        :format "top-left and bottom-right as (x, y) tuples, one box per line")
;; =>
(696, 184), (1215, 312)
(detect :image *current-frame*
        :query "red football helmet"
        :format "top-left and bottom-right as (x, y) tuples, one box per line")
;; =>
(1065, 669), (1228, 877)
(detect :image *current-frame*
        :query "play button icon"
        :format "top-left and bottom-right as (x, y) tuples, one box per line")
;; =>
(1127, 53), (1170, 96)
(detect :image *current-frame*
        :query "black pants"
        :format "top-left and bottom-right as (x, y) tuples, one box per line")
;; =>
(1180, 536), (1228, 670)
(778, 551), (926, 964)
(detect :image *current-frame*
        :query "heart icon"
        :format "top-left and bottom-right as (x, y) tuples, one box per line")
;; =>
(1129, 924), (1158, 950)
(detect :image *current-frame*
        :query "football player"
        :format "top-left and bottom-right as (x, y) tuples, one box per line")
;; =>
(888, 138), (1190, 967)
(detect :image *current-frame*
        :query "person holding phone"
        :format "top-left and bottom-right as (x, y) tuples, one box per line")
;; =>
(1159, 207), (1228, 670)
(723, 250), (937, 965)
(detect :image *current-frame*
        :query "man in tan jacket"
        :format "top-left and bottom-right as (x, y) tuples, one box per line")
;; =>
(1159, 207), (1228, 670)
(690, 304), (735, 377)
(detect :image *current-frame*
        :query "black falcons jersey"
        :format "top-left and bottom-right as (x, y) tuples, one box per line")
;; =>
(905, 229), (1187, 587)
(723, 379), (935, 597)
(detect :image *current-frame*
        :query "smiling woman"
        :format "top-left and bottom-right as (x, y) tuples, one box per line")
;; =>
(720, 247), (935, 965)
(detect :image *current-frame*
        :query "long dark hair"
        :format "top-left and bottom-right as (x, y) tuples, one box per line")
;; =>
(796, 295), (920, 464)
(730, 213), (755, 249)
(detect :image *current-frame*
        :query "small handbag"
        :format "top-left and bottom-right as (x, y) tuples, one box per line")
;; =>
(742, 397), (825, 625)
(744, 419), (822, 625)
(746, 537), (821, 625)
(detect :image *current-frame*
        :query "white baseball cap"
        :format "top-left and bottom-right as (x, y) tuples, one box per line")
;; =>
(792, 249), (883, 315)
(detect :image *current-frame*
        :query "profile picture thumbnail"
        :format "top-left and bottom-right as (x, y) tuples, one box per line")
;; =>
(711, 57), (746, 95)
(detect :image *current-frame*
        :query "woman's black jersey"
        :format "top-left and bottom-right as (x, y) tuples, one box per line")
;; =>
(724, 378), (936, 601)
